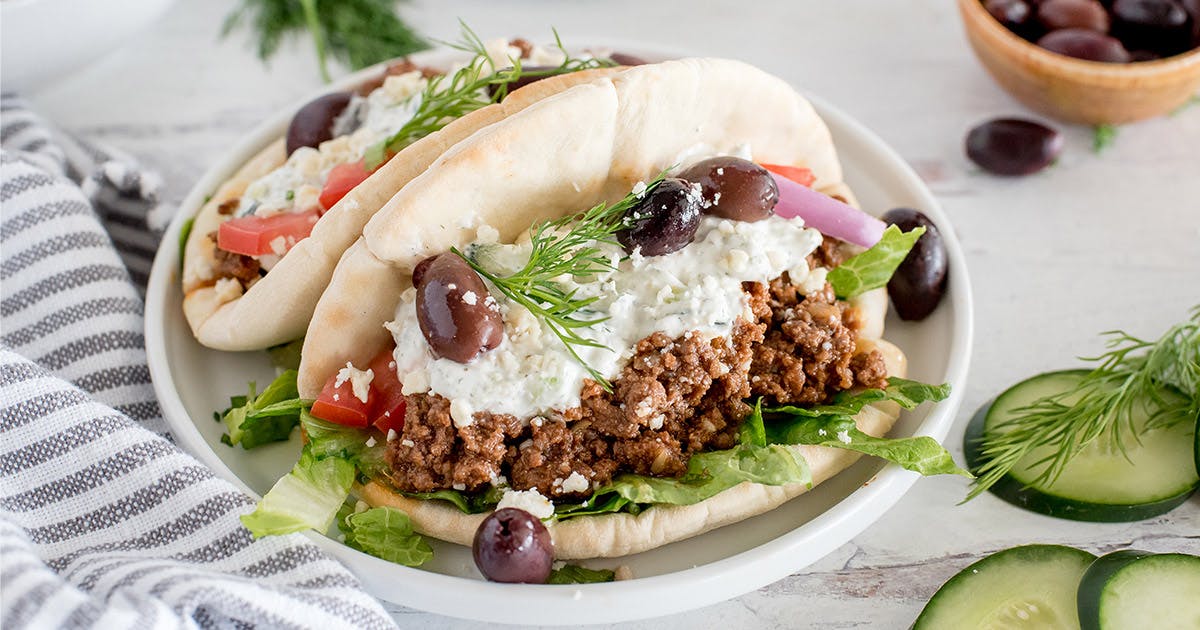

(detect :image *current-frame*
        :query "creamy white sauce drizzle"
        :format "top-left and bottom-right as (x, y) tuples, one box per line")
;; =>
(387, 214), (823, 424)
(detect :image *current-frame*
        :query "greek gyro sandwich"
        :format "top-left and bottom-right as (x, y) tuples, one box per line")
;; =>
(181, 34), (619, 350)
(234, 58), (966, 574)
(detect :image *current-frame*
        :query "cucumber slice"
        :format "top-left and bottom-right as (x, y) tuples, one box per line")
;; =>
(1078, 551), (1200, 630)
(964, 370), (1199, 522)
(914, 544), (1095, 629)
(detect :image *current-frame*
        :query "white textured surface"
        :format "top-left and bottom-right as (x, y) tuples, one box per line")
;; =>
(24, 0), (1200, 627)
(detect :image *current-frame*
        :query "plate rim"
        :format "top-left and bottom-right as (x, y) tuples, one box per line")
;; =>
(145, 43), (974, 625)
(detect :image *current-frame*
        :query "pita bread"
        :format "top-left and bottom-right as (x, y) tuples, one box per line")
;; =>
(300, 58), (910, 557)
(358, 339), (906, 559)
(181, 67), (622, 351)
(299, 58), (846, 397)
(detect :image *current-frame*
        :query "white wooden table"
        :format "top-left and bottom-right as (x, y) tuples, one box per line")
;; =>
(27, 0), (1199, 627)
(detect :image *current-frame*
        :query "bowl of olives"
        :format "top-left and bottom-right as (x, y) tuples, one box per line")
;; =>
(958, 0), (1200, 124)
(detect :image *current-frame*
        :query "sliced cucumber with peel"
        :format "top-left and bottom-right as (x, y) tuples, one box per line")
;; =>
(1078, 551), (1200, 630)
(913, 544), (1095, 629)
(964, 370), (1199, 522)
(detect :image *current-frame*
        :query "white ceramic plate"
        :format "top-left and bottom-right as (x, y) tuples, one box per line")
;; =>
(145, 45), (974, 625)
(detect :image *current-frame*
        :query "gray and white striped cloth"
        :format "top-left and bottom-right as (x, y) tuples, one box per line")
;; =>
(0, 96), (397, 629)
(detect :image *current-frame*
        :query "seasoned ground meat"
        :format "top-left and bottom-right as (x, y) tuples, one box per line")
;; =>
(386, 265), (887, 498)
(209, 232), (260, 286)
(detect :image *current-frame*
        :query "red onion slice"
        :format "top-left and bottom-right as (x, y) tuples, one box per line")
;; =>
(770, 173), (885, 248)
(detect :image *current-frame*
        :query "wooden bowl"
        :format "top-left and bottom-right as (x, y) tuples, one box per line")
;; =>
(958, 0), (1200, 125)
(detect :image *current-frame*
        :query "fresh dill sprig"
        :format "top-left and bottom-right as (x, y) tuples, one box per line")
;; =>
(1092, 123), (1118, 154)
(965, 307), (1200, 501)
(453, 175), (668, 390)
(363, 22), (614, 169)
(222, 0), (428, 82)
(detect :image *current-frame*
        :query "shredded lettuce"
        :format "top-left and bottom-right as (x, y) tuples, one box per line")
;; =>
(547, 564), (615, 584)
(827, 225), (925, 298)
(556, 443), (811, 520)
(337, 505), (432, 567)
(299, 410), (387, 478)
(240, 449), (355, 537)
(403, 486), (505, 515)
(218, 370), (310, 449)
(266, 338), (305, 371)
(757, 377), (969, 477)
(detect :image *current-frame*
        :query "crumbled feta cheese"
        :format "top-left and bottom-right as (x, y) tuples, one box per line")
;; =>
(269, 235), (289, 256)
(462, 291), (478, 306)
(449, 398), (475, 427)
(365, 436), (377, 448)
(476, 224), (499, 244)
(836, 430), (852, 444)
(631, 180), (648, 198)
(212, 277), (243, 304)
(560, 471), (589, 494)
(387, 429), (398, 442)
(496, 488), (554, 519)
(400, 368), (430, 395)
(334, 362), (374, 404)
(401, 439), (415, 447)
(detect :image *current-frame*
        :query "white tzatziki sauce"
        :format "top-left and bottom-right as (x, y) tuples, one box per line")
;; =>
(387, 214), (825, 427)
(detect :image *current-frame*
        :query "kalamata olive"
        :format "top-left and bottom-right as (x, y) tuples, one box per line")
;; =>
(1181, 0), (1200, 42)
(1037, 0), (1111, 30)
(486, 66), (557, 98)
(986, 0), (1035, 28)
(414, 253), (503, 363)
(617, 178), (702, 256)
(966, 118), (1063, 176)
(1130, 49), (1163, 60)
(472, 508), (553, 583)
(1037, 28), (1134, 61)
(881, 209), (948, 321)
(1112, 0), (1193, 57)
(609, 52), (648, 66)
(285, 91), (353, 156)
(679, 157), (779, 223)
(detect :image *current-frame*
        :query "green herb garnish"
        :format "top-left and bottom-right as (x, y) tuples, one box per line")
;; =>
(966, 308), (1200, 501)
(1092, 123), (1118, 154)
(363, 23), (614, 169)
(454, 174), (667, 390)
(222, 0), (428, 82)
(827, 225), (925, 299)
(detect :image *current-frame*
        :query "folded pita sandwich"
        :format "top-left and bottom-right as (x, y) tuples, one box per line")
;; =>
(237, 58), (963, 565)
(181, 38), (619, 351)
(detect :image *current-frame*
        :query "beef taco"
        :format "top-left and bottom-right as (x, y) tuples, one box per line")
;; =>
(181, 37), (619, 350)
(238, 58), (964, 562)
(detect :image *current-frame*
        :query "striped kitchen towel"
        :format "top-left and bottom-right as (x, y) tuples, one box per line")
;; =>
(0, 96), (397, 629)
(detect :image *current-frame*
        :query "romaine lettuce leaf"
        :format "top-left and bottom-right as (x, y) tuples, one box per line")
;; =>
(240, 449), (355, 537)
(300, 410), (387, 478)
(827, 225), (925, 298)
(338, 506), (432, 567)
(757, 378), (968, 477)
(556, 443), (811, 520)
(547, 564), (615, 584)
(266, 338), (305, 371)
(403, 485), (505, 515)
(218, 370), (310, 449)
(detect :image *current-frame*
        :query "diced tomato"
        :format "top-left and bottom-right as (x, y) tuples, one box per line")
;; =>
(310, 369), (375, 428)
(367, 348), (406, 434)
(761, 163), (816, 188)
(319, 160), (373, 210)
(216, 211), (319, 257)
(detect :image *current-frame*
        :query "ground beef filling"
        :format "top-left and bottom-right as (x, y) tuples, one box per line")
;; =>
(387, 272), (888, 498)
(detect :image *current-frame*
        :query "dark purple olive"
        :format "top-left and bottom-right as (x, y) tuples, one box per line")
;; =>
(414, 253), (503, 363)
(966, 118), (1063, 176)
(1112, 0), (1193, 57)
(1037, 0), (1111, 30)
(1181, 0), (1200, 42)
(1037, 28), (1134, 61)
(486, 66), (557, 99)
(679, 157), (778, 223)
(1130, 49), (1163, 60)
(609, 52), (649, 66)
(881, 209), (948, 321)
(986, 0), (1035, 28)
(286, 91), (353, 156)
(618, 178), (702, 256)
(472, 508), (553, 583)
